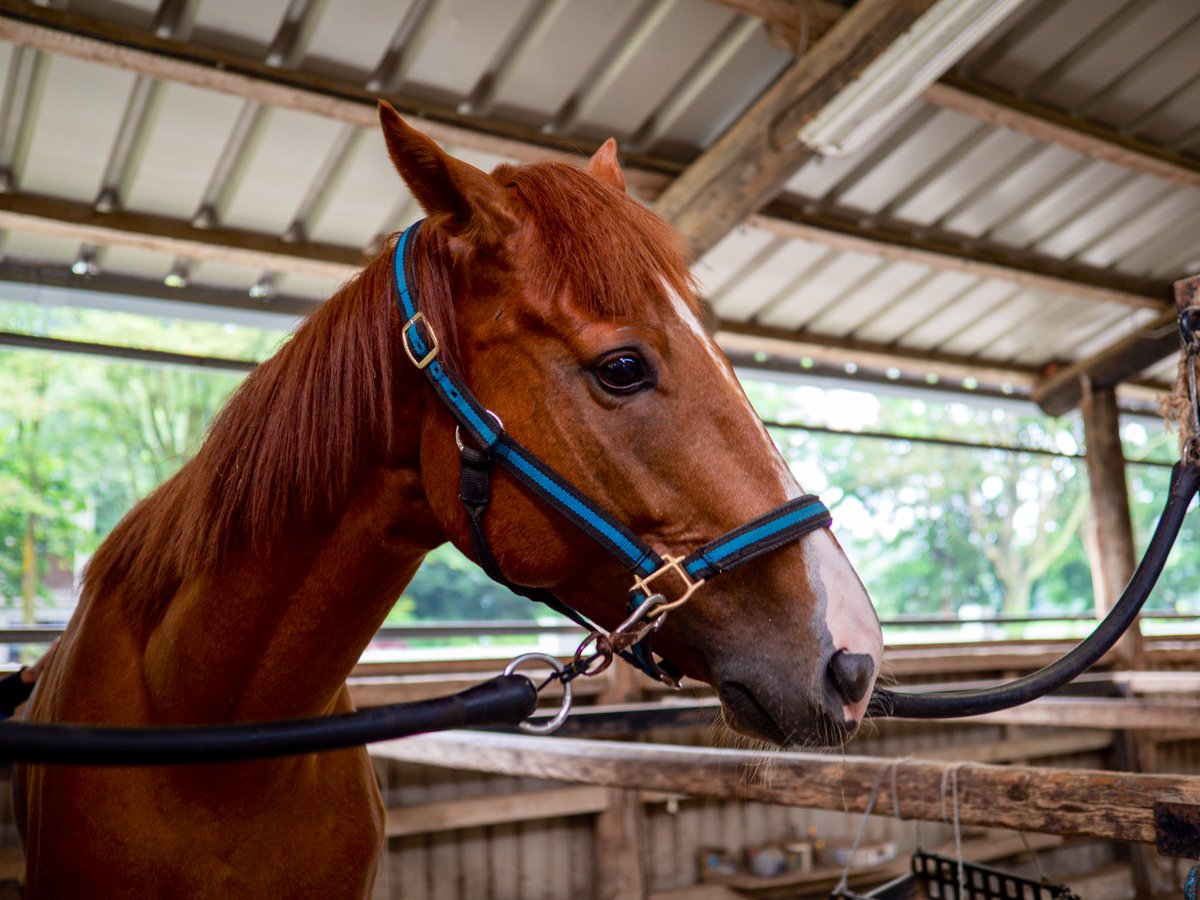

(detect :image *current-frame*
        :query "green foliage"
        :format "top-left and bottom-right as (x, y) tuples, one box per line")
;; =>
(2, 299), (1196, 637)
(746, 377), (1196, 627)
(388, 544), (538, 623)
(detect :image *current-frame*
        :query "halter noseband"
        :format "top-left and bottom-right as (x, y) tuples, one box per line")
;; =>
(394, 221), (833, 684)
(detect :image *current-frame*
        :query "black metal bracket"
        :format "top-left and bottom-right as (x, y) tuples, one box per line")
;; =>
(1154, 801), (1200, 859)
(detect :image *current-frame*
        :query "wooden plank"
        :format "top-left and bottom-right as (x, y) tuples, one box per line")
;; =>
(925, 76), (1200, 194)
(348, 671), (605, 708)
(383, 785), (609, 838)
(948, 697), (1200, 732)
(752, 206), (1171, 311)
(654, 0), (939, 257)
(916, 729), (1114, 763)
(377, 731), (1200, 844)
(1031, 308), (1178, 415)
(0, 190), (362, 280)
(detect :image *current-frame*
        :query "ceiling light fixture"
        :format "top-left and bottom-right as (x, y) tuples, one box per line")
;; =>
(70, 252), (98, 277)
(163, 261), (189, 289)
(797, 0), (1030, 157)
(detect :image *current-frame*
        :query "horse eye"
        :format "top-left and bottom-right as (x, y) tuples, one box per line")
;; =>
(594, 351), (650, 394)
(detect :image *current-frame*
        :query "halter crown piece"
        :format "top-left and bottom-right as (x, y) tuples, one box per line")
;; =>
(394, 220), (834, 684)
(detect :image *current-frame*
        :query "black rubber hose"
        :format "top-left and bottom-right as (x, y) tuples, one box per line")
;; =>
(869, 460), (1200, 719)
(0, 674), (538, 765)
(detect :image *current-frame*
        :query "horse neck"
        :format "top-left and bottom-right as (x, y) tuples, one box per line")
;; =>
(131, 257), (448, 722)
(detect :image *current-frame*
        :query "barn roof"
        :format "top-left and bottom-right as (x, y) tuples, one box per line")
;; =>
(0, 0), (1195, 415)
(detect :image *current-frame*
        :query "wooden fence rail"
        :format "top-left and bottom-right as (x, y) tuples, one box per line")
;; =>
(375, 731), (1200, 848)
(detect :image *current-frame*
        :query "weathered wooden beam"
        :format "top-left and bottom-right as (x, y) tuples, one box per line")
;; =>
(376, 731), (1200, 845)
(925, 75), (1200, 193)
(703, 0), (847, 51)
(1031, 308), (1178, 415)
(754, 207), (1171, 311)
(0, 190), (363, 280)
(716, 317), (1041, 388)
(381, 785), (610, 838)
(655, 0), (938, 257)
(0, 0), (672, 199)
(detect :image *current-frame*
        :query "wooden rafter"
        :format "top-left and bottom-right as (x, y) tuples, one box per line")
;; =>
(0, 190), (362, 280)
(925, 75), (1200, 194)
(653, 0), (939, 257)
(754, 205), (1171, 311)
(1031, 308), (1178, 415)
(716, 318), (1042, 388)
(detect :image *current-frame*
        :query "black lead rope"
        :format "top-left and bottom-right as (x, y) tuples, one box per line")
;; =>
(869, 459), (1200, 719)
(0, 675), (536, 766)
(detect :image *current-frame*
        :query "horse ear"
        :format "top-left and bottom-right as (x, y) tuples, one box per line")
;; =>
(378, 101), (518, 245)
(586, 139), (626, 193)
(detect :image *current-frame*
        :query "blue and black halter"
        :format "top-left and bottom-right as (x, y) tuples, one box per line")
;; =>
(394, 220), (833, 684)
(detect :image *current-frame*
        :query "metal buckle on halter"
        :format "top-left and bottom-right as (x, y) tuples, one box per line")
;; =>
(402, 311), (440, 370)
(630, 555), (705, 619)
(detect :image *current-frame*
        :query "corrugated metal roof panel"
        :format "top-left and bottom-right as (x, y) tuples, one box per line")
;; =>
(122, 83), (247, 219)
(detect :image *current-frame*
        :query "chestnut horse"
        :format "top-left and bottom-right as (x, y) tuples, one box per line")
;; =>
(13, 103), (882, 898)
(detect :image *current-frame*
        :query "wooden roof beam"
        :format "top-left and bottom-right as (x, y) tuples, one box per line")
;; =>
(0, 190), (362, 280)
(715, 318), (1041, 390)
(654, 0), (939, 257)
(1031, 309), (1179, 415)
(925, 75), (1200, 194)
(713, 0), (1200, 191)
(755, 204), (1171, 310)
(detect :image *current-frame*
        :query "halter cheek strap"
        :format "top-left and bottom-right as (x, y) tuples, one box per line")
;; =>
(394, 220), (833, 684)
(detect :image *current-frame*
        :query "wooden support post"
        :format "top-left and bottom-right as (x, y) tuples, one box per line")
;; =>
(594, 788), (647, 900)
(1080, 378), (1166, 896)
(1081, 377), (1144, 669)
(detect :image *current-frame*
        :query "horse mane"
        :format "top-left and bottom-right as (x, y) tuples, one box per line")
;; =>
(87, 250), (408, 628)
(86, 157), (697, 632)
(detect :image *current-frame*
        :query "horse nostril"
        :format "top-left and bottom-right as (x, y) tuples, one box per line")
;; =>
(828, 650), (874, 705)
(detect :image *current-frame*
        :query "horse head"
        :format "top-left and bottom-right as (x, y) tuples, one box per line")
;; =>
(380, 103), (883, 748)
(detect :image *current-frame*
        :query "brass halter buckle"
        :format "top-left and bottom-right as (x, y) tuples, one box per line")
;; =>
(630, 555), (705, 620)
(402, 311), (440, 369)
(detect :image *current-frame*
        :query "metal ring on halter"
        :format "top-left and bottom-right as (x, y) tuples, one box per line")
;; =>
(455, 410), (505, 452)
(503, 652), (572, 735)
(571, 632), (615, 678)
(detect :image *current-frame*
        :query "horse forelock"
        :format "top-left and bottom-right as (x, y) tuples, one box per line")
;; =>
(498, 162), (698, 321)
(88, 250), (407, 629)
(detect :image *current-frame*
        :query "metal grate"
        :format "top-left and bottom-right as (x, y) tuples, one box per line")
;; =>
(915, 851), (1080, 900)
(834, 851), (1080, 900)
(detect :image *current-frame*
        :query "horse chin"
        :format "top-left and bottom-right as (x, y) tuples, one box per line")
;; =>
(716, 680), (857, 750)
